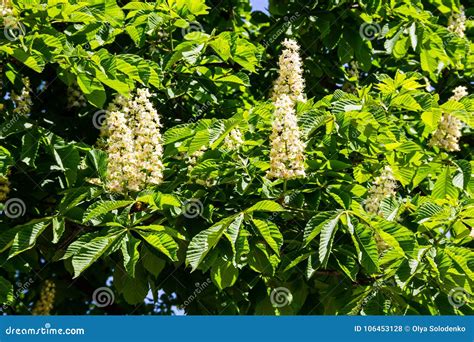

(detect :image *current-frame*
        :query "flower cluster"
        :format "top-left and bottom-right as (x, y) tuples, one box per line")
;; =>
(103, 88), (164, 193)
(185, 147), (207, 172)
(67, 85), (87, 109)
(0, 175), (10, 202)
(448, 7), (466, 38)
(0, 0), (12, 17)
(271, 38), (306, 103)
(11, 77), (32, 116)
(268, 39), (306, 180)
(1, 0), (18, 30)
(365, 166), (397, 215)
(450, 85), (468, 101)
(223, 128), (244, 150)
(32, 280), (55, 315)
(429, 86), (468, 152)
(268, 94), (306, 179)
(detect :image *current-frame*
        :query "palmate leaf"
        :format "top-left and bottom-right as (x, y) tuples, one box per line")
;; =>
(252, 219), (283, 256)
(186, 216), (236, 271)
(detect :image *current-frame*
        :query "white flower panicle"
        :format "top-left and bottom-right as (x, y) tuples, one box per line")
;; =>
(67, 85), (87, 109)
(0, 175), (10, 202)
(223, 128), (244, 150)
(448, 7), (466, 38)
(267, 94), (306, 179)
(429, 86), (468, 152)
(271, 38), (306, 103)
(1, 0), (17, 28)
(104, 88), (164, 193)
(365, 166), (397, 215)
(12, 77), (32, 116)
(32, 280), (55, 316)
(185, 146), (207, 173)
(470, 227), (474, 239)
(0, 0), (13, 18)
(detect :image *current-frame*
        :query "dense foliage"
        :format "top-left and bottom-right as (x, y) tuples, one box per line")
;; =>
(0, 0), (473, 315)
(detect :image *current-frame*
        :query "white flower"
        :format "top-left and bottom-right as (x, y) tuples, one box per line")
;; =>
(11, 77), (32, 116)
(0, 0), (13, 19)
(365, 166), (397, 215)
(271, 38), (306, 103)
(470, 227), (474, 239)
(185, 146), (207, 173)
(267, 94), (306, 180)
(448, 7), (466, 38)
(104, 88), (164, 193)
(429, 87), (468, 152)
(450, 86), (468, 101)
(0, 175), (10, 202)
(67, 85), (87, 109)
(32, 280), (55, 316)
(223, 128), (244, 150)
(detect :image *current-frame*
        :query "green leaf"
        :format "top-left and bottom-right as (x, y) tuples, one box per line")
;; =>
(9, 219), (51, 258)
(142, 247), (166, 277)
(355, 224), (380, 274)
(137, 231), (178, 261)
(72, 231), (125, 278)
(432, 166), (457, 200)
(415, 202), (443, 223)
(52, 217), (65, 244)
(211, 259), (238, 290)
(21, 132), (40, 167)
(121, 234), (141, 277)
(113, 265), (148, 305)
(75, 71), (106, 108)
(245, 200), (284, 213)
(304, 211), (338, 246)
(318, 212), (342, 267)
(0, 276), (13, 304)
(186, 216), (235, 271)
(83, 200), (134, 222)
(252, 219), (283, 256)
